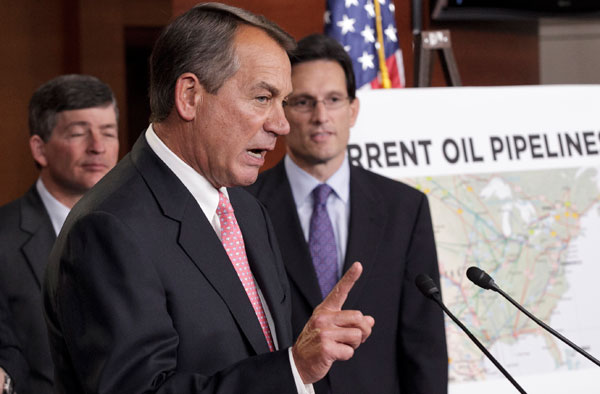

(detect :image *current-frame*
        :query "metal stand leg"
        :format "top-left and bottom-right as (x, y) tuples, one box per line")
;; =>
(414, 30), (462, 87)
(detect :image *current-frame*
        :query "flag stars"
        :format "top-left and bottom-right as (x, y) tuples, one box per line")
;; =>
(361, 25), (375, 43)
(326, 0), (403, 89)
(336, 14), (356, 35)
(324, 10), (331, 24)
(364, 2), (375, 17)
(384, 24), (398, 42)
(357, 51), (375, 70)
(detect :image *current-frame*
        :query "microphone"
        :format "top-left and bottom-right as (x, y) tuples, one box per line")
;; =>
(467, 266), (600, 368)
(415, 274), (527, 394)
(466, 266), (498, 290)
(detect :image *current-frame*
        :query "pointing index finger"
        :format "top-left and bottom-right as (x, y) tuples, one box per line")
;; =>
(321, 262), (362, 311)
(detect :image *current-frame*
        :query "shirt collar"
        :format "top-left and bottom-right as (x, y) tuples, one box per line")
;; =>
(284, 154), (350, 207)
(36, 178), (70, 236)
(145, 125), (227, 221)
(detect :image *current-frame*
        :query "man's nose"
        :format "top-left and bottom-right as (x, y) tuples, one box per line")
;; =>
(310, 100), (329, 124)
(87, 132), (106, 154)
(265, 105), (290, 136)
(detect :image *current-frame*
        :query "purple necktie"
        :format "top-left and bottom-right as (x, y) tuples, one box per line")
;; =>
(309, 184), (339, 299)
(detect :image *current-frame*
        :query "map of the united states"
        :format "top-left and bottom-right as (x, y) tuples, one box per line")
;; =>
(403, 167), (600, 385)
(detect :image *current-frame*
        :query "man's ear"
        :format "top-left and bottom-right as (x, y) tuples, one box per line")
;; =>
(349, 96), (360, 128)
(29, 135), (48, 168)
(174, 72), (204, 121)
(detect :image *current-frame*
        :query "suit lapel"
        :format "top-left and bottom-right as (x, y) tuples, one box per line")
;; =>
(342, 167), (386, 309)
(131, 136), (270, 355)
(258, 163), (323, 309)
(178, 200), (271, 354)
(20, 187), (56, 288)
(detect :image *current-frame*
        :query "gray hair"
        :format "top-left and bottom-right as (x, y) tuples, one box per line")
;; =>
(149, 2), (295, 123)
(28, 74), (118, 141)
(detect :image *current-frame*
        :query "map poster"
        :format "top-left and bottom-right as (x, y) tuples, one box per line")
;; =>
(349, 86), (600, 393)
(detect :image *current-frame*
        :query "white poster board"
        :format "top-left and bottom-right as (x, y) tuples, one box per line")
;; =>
(350, 86), (600, 393)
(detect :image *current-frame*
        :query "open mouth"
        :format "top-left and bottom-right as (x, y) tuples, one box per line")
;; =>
(247, 149), (264, 159)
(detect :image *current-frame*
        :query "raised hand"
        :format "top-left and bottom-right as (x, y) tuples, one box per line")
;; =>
(291, 262), (375, 384)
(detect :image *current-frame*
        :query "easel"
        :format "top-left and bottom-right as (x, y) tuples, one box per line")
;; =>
(413, 30), (462, 87)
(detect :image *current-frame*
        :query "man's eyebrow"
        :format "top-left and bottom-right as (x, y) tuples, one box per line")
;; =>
(64, 121), (91, 129)
(289, 93), (314, 99)
(255, 81), (281, 96)
(290, 90), (346, 99)
(64, 121), (117, 129)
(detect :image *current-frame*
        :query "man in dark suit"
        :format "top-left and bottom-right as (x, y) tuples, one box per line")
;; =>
(0, 74), (119, 394)
(43, 4), (374, 394)
(247, 34), (448, 394)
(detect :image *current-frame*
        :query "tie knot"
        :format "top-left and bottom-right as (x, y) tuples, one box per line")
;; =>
(312, 184), (333, 207)
(216, 191), (233, 217)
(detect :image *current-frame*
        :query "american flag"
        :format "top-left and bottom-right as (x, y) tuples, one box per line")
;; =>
(325, 0), (405, 90)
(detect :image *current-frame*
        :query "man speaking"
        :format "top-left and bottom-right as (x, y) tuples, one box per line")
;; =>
(43, 3), (373, 393)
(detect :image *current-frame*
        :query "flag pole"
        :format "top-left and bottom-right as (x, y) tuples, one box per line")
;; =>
(374, 0), (392, 88)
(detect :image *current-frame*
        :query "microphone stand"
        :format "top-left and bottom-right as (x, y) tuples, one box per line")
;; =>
(428, 293), (527, 394)
(467, 266), (600, 368)
(494, 285), (600, 367)
(416, 274), (527, 393)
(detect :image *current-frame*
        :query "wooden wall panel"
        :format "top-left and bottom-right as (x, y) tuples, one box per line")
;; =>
(429, 21), (539, 87)
(173, 0), (325, 39)
(0, 1), (66, 205)
(124, 0), (172, 26)
(78, 0), (128, 154)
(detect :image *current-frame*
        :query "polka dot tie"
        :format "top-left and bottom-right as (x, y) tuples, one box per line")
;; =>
(308, 184), (339, 299)
(216, 191), (274, 352)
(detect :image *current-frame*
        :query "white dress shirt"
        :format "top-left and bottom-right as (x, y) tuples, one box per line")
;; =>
(36, 178), (70, 236)
(284, 154), (351, 277)
(145, 126), (313, 394)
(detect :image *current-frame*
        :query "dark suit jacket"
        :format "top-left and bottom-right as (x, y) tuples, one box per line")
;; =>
(247, 160), (448, 394)
(43, 135), (298, 394)
(0, 186), (56, 394)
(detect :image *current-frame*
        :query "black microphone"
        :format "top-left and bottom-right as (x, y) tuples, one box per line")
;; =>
(467, 266), (600, 368)
(415, 274), (527, 394)
(466, 266), (499, 291)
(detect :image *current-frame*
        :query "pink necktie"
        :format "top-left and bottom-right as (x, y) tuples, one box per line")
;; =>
(216, 191), (275, 352)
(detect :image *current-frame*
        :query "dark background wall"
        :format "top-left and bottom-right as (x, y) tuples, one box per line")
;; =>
(0, 0), (539, 205)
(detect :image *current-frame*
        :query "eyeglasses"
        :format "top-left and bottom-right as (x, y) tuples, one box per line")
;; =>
(286, 95), (350, 113)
